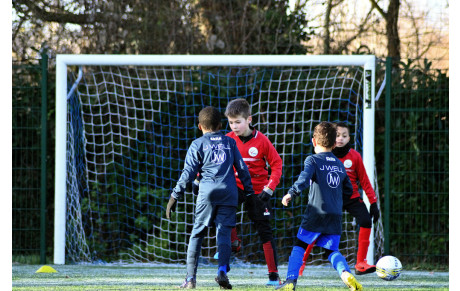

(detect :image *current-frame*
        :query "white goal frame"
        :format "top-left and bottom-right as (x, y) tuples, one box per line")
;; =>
(54, 54), (376, 265)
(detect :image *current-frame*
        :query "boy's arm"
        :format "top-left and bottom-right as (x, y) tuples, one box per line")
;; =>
(264, 140), (283, 192)
(167, 142), (201, 219)
(355, 153), (377, 204)
(171, 141), (201, 199)
(286, 156), (315, 198)
(354, 153), (380, 222)
(258, 139), (283, 202)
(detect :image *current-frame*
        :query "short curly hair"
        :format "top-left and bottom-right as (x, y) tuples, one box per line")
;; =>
(199, 106), (222, 131)
(313, 121), (337, 148)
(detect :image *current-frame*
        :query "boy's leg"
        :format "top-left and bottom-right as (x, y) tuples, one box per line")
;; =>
(253, 220), (279, 273)
(316, 234), (363, 291)
(185, 222), (208, 280)
(345, 198), (376, 274)
(216, 223), (232, 273)
(298, 239), (316, 276)
(247, 195), (280, 283)
(275, 238), (309, 290)
(214, 205), (236, 290)
(230, 227), (241, 253)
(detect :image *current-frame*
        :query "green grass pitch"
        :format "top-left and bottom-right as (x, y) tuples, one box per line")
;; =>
(12, 263), (448, 290)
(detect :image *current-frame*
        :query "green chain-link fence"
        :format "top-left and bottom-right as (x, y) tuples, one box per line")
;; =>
(12, 51), (48, 264)
(381, 58), (448, 268)
(11, 55), (448, 268)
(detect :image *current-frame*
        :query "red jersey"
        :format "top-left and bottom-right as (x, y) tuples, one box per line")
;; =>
(338, 148), (377, 204)
(226, 130), (283, 194)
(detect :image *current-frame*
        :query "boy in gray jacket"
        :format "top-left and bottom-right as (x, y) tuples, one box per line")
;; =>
(166, 106), (254, 290)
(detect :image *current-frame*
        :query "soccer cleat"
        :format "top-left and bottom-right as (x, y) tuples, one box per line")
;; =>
(215, 271), (232, 289)
(266, 272), (282, 286)
(341, 271), (363, 291)
(275, 278), (297, 290)
(355, 260), (376, 275)
(179, 277), (196, 289)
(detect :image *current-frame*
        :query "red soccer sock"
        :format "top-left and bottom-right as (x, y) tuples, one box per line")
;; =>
(263, 241), (278, 273)
(230, 227), (238, 243)
(357, 227), (372, 264)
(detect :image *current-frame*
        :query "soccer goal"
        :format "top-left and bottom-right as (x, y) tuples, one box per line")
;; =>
(54, 55), (382, 265)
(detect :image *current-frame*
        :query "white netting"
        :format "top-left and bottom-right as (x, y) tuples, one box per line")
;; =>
(64, 64), (383, 265)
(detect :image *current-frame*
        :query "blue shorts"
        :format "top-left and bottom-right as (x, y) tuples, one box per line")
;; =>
(297, 227), (340, 251)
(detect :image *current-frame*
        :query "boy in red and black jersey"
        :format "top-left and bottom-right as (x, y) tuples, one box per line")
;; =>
(333, 122), (380, 275)
(225, 98), (283, 286)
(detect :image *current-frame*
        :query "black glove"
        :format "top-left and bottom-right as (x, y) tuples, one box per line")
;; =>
(258, 190), (272, 203)
(166, 196), (177, 219)
(370, 203), (380, 223)
(237, 189), (248, 204)
(192, 180), (199, 196)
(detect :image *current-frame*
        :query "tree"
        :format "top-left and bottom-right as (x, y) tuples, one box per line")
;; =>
(12, 0), (312, 60)
(369, 0), (401, 60)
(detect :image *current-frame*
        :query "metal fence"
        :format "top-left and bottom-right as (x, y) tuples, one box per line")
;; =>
(382, 58), (448, 267)
(12, 52), (48, 264)
(11, 56), (448, 268)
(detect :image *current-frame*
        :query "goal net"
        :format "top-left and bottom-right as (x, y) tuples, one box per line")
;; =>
(55, 55), (383, 266)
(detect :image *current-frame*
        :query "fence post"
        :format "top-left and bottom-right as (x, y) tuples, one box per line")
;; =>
(384, 57), (392, 255)
(40, 47), (49, 264)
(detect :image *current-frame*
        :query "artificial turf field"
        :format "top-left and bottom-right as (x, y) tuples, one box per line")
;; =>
(12, 263), (449, 290)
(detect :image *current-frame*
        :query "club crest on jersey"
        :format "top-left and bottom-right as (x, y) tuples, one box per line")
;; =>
(263, 208), (270, 216)
(211, 149), (227, 164)
(343, 159), (352, 168)
(248, 147), (258, 157)
(327, 171), (340, 188)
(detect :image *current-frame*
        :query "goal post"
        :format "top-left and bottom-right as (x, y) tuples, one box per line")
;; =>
(54, 54), (376, 265)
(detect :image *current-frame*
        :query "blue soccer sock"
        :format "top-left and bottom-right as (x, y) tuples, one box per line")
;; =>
(328, 251), (351, 276)
(218, 265), (227, 275)
(286, 246), (305, 280)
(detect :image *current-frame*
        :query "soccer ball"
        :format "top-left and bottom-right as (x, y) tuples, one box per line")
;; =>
(376, 256), (402, 281)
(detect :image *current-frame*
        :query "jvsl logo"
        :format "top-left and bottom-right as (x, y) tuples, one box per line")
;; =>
(327, 171), (340, 188)
(211, 149), (227, 164)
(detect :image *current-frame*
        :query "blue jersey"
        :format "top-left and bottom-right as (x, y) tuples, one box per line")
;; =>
(172, 131), (254, 206)
(288, 152), (353, 235)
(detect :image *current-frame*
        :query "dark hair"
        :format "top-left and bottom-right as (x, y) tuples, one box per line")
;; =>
(199, 106), (222, 131)
(225, 98), (251, 119)
(313, 121), (337, 148)
(335, 121), (350, 132)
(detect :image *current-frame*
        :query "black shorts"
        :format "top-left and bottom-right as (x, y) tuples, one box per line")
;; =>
(343, 197), (372, 228)
(239, 189), (272, 221)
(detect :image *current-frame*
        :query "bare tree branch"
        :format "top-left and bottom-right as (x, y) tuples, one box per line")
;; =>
(335, 7), (375, 53)
(368, 0), (387, 19)
(15, 0), (108, 25)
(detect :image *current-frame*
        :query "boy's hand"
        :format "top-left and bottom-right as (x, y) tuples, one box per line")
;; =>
(192, 179), (199, 196)
(370, 203), (380, 222)
(166, 196), (177, 219)
(258, 187), (273, 203)
(282, 194), (292, 206)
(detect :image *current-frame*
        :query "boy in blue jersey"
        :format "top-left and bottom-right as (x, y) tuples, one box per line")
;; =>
(166, 106), (254, 290)
(276, 122), (363, 291)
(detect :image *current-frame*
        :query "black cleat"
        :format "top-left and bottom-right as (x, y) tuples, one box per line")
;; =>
(267, 272), (282, 286)
(215, 271), (232, 289)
